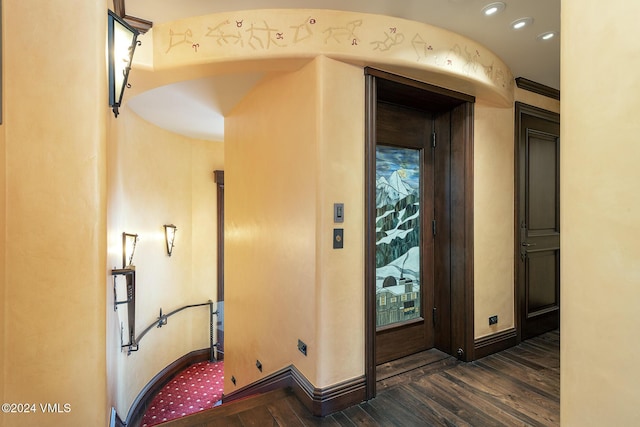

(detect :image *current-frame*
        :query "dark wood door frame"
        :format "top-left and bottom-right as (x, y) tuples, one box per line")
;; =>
(364, 68), (475, 400)
(214, 170), (224, 359)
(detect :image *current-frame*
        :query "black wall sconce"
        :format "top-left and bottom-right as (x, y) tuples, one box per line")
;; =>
(107, 9), (140, 118)
(164, 224), (177, 256)
(122, 232), (139, 268)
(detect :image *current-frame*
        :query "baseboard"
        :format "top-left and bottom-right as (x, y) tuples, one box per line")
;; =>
(125, 348), (212, 427)
(222, 365), (293, 404)
(290, 366), (366, 417)
(474, 327), (517, 359)
(223, 365), (366, 417)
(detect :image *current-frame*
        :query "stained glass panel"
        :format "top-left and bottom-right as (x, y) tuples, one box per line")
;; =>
(375, 146), (421, 328)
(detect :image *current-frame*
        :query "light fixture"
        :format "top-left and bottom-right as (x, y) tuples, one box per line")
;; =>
(537, 31), (557, 41)
(108, 10), (140, 118)
(511, 17), (534, 30)
(164, 224), (177, 257)
(122, 232), (139, 268)
(482, 2), (506, 16)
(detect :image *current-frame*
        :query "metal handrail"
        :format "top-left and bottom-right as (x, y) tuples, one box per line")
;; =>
(124, 300), (219, 361)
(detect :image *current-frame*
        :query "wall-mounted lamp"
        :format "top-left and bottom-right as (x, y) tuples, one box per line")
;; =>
(164, 224), (177, 257)
(108, 10), (140, 118)
(122, 232), (139, 268)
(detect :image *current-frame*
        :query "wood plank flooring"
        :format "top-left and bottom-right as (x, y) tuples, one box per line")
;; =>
(160, 330), (559, 426)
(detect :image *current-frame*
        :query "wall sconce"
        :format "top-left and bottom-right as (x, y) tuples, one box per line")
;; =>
(122, 232), (139, 268)
(164, 224), (177, 257)
(107, 10), (140, 118)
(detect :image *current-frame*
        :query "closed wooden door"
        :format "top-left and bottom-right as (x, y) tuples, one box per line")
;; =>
(516, 103), (560, 340)
(374, 101), (435, 364)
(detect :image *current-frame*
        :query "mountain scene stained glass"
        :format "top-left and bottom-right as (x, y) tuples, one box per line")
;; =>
(375, 146), (421, 327)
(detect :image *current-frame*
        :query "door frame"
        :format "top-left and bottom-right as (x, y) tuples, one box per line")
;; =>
(214, 170), (225, 360)
(364, 68), (475, 399)
(514, 102), (561, 342)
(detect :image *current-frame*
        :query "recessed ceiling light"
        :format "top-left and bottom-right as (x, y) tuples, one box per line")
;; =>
(511, 17), (533, 30)
(537, 31), (557, 41)
(482, 2), (506, 16)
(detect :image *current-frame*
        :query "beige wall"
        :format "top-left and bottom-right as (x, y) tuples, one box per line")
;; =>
(515, 88), (560, 114)
(2, 1), (108, 425)
(312, 57), (365, 386)
(224, 59), (321, 389)
(224, 57), (365, 391)
(473, 101), (516, 338)
(561, 0), (640, 424)
(107, 110), (223, 415)
(0, 76), (5, 427)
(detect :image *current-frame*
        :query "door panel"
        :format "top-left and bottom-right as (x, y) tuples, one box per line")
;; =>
(516, 103), (560, 340)
(527, 251), (559, 312)
(528, 134), (558, 230)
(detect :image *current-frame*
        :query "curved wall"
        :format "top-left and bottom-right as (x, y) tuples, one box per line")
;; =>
(151, 9), (514, 106)
(107, 112), (224, 415)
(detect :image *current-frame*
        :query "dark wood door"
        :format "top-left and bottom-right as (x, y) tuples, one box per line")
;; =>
(516, 103), (560, 340)
(374, 101), (435, 364)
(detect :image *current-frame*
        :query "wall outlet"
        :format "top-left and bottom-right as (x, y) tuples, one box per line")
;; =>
(489, 315), (498, 326)
(298, 339), (308, 356)
(256, 360), (262, 372)
(231, 375), (236, 385)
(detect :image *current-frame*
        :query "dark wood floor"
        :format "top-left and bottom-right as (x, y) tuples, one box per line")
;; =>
(161, 330), (559, 426)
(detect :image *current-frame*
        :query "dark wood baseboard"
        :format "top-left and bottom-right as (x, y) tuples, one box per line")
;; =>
(125, 348), (212, 427)
(223, 365), (366, 417)
(474, 327), (517, 359)
(223, 366), (293, 404)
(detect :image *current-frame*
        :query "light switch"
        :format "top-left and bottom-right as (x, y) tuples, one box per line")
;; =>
(334, 203), (344, 223)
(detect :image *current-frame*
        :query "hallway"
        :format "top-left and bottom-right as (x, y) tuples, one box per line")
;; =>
(161, 330), (559, 426)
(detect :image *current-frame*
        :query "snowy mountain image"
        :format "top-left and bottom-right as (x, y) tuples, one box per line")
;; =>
(376, 170), (412, 207)
(376, 247), (420, 289)
(375, 147), (421, 296)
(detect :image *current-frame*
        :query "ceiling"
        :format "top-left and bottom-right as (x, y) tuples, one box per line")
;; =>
(124, 0), (560, 141)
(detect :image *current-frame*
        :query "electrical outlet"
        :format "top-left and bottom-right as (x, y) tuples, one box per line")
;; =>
(333, 228), (344, 249)
(489, 315), (498, 326)
(231, 375), (236, 385)
(298, 339), (308, 356)
(256, 360), (262, 372)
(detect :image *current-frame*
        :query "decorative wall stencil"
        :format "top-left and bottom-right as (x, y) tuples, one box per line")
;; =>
(154, 10), (515, 104)
(323, 20), (362, 45)
(166, 29), (194, 53)
(290, 16), (315, 43)
(206, 20), (244, 47)
(371, 28), (405, 51)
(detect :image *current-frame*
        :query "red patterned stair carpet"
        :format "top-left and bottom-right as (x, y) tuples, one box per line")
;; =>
(141, 360), (224, 426)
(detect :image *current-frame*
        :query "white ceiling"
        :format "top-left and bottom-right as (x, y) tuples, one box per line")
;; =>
(125, 0), (560, 141)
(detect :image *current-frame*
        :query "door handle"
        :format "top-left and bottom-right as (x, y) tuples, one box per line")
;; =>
(521, 242), (536, 247)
